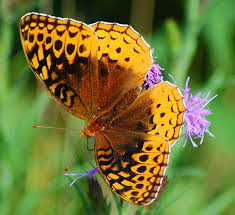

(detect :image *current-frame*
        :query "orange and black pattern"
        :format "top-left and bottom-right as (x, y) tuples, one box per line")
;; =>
(90, 22), (152, 114)
(19, 13), (152, 121)
(95, 82), (185, 205)
(20, 13), (186, 206)
(19, 13), (99, 120)
(95, 131), (169, 205)
(112, 82), (186, 146)
(146, 82), (186, 146)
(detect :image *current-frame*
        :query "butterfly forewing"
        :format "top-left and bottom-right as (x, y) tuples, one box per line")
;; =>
(95, 130), (170, 205)
(19, 13), (99, 120)
(20, 13), (153, 122)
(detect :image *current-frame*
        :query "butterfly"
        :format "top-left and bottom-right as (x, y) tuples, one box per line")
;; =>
(19, 12), (186, 205)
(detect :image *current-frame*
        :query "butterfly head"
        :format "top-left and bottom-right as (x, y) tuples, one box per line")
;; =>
(80, 127), (95, 137)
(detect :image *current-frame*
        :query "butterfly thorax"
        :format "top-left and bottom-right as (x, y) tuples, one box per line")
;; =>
(81, 87), (142, 137)
(80, 114), (112, 137)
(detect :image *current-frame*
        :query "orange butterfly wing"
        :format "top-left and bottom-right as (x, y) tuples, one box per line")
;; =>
(19, 13), (99, 120)
(20, 13), (186, 205)
(19, 13), (152, 122)
(90, 22), (152, 116)
(94, 82), (186, 205)
(114, 81), (186, 146)
(95, 131), (170, 205)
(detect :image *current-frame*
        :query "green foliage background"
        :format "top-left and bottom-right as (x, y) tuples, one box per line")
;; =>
(0, 0), (234, 214)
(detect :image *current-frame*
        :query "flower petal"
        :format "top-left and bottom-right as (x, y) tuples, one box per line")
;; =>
(65, 167), (98, 186)
(182, 77), (217, 147)
(144, 49), (164, 89)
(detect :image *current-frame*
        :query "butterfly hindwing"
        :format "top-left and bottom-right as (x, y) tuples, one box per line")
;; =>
(90, 22), (153, 116)
(112, 81), (186, 146)
(94, 82), (186, 205)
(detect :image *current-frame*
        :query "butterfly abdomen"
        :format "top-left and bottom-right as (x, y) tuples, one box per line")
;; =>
(81, 85), (143, 137)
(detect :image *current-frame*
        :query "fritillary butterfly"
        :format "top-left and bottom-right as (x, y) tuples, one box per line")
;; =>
(19, 12), (186, 205)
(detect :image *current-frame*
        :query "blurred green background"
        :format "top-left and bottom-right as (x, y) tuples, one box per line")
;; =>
(0, 0), (234, 214)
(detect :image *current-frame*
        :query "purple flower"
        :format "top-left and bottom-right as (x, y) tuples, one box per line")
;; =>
(65, 167), (98, 186)
(182, 77), (217, 147)
(144, 49), (164, 89)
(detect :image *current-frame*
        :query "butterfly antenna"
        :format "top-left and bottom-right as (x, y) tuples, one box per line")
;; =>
(32, 125), (79, 132)
(64, 146), (79, 173)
